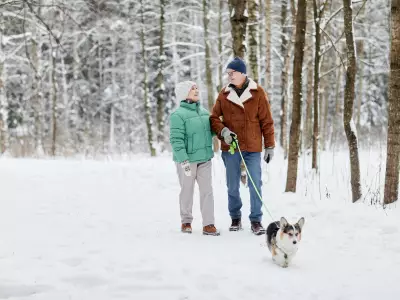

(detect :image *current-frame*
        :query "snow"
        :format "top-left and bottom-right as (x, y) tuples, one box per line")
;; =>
(0, 149), (399, 300)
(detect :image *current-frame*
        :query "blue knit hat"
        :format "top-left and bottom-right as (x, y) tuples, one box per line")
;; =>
(226, 57), (247, 74)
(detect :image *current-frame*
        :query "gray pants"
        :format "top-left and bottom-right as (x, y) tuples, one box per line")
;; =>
(176, 160), (215, 226)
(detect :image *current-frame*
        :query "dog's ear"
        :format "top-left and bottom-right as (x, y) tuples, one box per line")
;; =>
(280, 217), (288, 228)
(296, 217), (305, 230)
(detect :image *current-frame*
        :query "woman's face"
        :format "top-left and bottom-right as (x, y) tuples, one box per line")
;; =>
(187, 84), (199, 101)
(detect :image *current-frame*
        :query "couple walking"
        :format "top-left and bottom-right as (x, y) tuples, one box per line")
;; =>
(169, 57), (275, 236)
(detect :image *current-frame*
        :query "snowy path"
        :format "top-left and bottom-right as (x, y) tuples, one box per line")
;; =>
(0, 154), (399, 300)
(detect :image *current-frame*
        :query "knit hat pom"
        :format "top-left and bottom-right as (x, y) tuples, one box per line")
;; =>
(226, 57), (247, 74)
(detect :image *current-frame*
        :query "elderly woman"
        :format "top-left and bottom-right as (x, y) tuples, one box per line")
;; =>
(169, 81), (220, 236)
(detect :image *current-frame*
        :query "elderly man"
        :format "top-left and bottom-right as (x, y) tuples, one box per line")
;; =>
(210, 57), (275, 235)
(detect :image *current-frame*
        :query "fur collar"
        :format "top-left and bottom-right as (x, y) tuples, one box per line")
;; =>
(223, 78), (258, 108)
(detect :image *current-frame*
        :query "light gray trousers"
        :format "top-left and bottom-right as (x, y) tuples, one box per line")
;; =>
(176, 160), (215, 226)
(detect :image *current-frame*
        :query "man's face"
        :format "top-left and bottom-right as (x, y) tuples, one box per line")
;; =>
(186, 84), (199, 102)
(227, 68), (246, 86)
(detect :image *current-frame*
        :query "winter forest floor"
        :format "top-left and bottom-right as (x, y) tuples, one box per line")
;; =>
(0, 149), (399, 300)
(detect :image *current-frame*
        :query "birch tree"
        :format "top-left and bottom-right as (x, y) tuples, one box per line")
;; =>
(156, 0), (166, 151)
(202, 0), (214, 111)
(140, 0), (156, 156)
(384, 0), (400, 204)
(0, 27), (8, 154)
(343, 0), (362, 202)
(248, 0), (259, 82)
(265, 0), (272, 90)
(312, 0), (327, 169)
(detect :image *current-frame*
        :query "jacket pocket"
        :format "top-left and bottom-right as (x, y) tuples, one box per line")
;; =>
(249, 121), (260, 139)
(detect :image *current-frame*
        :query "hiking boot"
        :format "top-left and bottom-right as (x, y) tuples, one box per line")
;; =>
(181, 223), (192, 233)
(229, 218), (242, 231)
(203, 224), (220, 236)
(251, 221), (265, 235)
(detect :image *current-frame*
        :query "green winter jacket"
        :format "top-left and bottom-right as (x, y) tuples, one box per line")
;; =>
(169, 101), (214, 163)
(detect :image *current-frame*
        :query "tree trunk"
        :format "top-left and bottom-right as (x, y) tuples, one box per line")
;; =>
(304, 0), (314, 151)
(285, 0), (307, 193)
(265, 0), (272, 90)
(109, 35), (117, 154)
(280, 0), (288, 154)
(0, 27), (9, 155)
(140, 0), (156, 157)
(248, 0), (259, 82)
(203, 0), (219, 152)
(356, 4), (366, 131)
(343, 0), (362, 202)
(51, 44), (58, 156)
(156, 0), (166, 151)
(305, 65), (313, 150)
(217, 0), (224, 92)
(312, 0), (325, 169)
(30, 0), (44, 156)
(229, 0), (248, 58)
(332, 55), (343, 147)
(259, 0), (264, 85)
(203, 0), (214, 110)
(384, 0), (400, 204)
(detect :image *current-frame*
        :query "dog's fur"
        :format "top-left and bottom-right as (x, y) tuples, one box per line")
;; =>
(266, 217), (305, 268)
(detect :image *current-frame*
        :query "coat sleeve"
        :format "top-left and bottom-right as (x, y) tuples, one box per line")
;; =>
(169, 113), (189, 162)
(258, 90), (275, 148)
(210, 93), (226, 137)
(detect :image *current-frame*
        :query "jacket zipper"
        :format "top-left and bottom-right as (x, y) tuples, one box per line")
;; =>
(197, 107), (208, 149)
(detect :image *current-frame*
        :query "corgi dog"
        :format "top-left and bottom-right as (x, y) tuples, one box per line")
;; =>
(266, 217), (305, 268)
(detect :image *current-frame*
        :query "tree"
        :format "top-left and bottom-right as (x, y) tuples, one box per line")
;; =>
(228, 0), (248, 58)
(280, 0), (289, 158)
(140, 0), (156, 156)
(265, 0), (272, 90)
(383, 0), (400, 204)
(248, 0), (259, 82)
(285, 0), (307, 192)
(202, 0), (214, 111)
(342, 0), (362, 202)
(0, 28), (9, 154)
(156, 0), (166, 151)
(312, 0), (327, 169)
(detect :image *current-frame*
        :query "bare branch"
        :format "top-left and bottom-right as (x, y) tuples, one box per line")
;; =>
(22, 4), (39, 77)
(22, 0), (62, 47)
(320, 27), (346, 69)
(320, 63), (345, 79)
(323, 0), (368, 29)
(323, 6), (343, 29)
(0, 1), (20, 8)
(320, 0), (369, 57)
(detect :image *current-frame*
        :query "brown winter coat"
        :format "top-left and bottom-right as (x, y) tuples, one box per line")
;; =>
(210, 78), (275, 152)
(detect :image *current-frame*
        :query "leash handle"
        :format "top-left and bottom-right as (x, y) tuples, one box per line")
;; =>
(229, 134), (238, 154)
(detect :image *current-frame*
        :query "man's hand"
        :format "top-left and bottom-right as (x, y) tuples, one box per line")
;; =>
(264, 147), (274, 163)
(221, 127), (236, 145)
(181, 160), (192, 176)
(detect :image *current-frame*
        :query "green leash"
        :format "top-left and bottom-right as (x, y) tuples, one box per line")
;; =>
(229, 137), (275, 220)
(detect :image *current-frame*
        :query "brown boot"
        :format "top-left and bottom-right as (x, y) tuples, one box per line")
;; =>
(203, 224), (220, 236)
(181, 223), (192, 233)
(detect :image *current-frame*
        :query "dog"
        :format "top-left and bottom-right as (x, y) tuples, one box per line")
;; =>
(266, 217), (305, 268)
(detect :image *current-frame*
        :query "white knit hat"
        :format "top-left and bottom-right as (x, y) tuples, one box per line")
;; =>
(174, 81), (196, 104)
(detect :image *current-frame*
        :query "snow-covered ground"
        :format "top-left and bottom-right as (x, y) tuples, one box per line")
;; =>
(0, 149), (399, 300)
